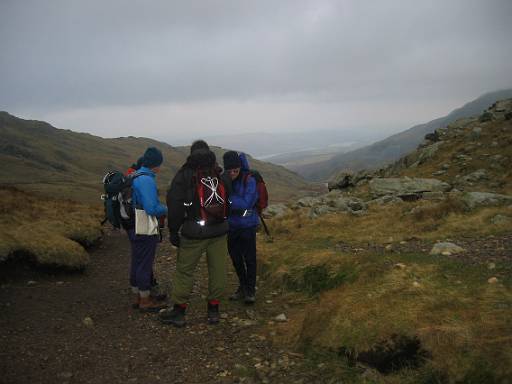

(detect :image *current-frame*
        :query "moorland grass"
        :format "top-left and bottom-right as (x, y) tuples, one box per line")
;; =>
(0, 186), (103, 269)
(259, 203), (512, 382)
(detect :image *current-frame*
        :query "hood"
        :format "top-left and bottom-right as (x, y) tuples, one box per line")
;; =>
(239, 152), (250, 172)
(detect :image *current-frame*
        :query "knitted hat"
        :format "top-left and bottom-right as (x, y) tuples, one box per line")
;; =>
(190, 139), (210, 153)
(223, 151), (241, 170)
(142, 147), (163, 168)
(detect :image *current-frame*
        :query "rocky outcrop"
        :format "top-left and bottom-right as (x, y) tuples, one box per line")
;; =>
(461, 192), (512, 210)
(327, 170), (374, 191)
(369, 177), (451, 198)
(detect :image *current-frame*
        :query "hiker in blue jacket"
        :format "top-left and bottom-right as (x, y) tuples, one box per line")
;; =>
(223, 151), (260, 304)
(127, 147), (168, 312)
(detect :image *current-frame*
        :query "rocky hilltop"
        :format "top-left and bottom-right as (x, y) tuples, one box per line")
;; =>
(291, 98), (512, 216)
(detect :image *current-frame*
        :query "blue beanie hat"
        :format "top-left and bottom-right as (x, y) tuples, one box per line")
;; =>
(142, 147), (163, 168)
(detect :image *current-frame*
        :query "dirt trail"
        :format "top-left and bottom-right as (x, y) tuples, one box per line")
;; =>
(0, 230), (314, 384)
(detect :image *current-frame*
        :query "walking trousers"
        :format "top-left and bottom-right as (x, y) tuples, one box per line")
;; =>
(171, 234), (228, 304)
(227, 227), (257, 296)
(127, 229), (159, 291)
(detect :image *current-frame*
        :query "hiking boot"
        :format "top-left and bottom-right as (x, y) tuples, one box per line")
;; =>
(150, 283), (168, 301)
(229, 287), (245, 301)
(159, 304), (186, 327)
(139, 296), (167, 313)
(207, 303), (220, 325)
(131, 294), (140, 309)
(244, 294), (256, 305)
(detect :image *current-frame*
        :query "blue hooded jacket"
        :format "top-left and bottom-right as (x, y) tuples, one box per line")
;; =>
(132, 167), (168, 217)
(228, 153), (260, 229)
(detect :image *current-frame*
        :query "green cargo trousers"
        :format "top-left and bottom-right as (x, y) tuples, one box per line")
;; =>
(171, 234), (228, 304)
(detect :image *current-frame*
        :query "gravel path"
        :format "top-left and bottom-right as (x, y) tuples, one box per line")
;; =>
(0, 229), (318, 384)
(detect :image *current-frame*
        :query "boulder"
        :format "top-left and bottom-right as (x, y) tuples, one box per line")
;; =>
(328, 170), (373, 191)
(491, 214), (511, 225)
(461, 192), (512, 210)
(369, 177), (451, 198)
(296, 196), (321, 207)
(461, 169), (489, 183)
(469, 127), (482, 141)
(430, 242), (465, 256)
(265, 204), (288, 218)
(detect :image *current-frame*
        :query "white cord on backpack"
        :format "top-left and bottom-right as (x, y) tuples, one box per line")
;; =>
(200, 177), (224, 206)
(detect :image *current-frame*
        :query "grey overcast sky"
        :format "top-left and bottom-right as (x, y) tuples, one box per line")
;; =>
(1, 0), (511, 142)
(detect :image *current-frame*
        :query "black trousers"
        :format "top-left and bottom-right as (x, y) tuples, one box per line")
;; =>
(228, 227), (257, 295)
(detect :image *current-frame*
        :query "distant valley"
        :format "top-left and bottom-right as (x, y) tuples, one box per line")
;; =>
(262, 89), (512, 181)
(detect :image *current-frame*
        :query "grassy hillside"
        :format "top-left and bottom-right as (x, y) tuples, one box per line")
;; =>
(257, 99), (512, 382)
(0, 111), (313, 203)
(296, 89), (512, 181)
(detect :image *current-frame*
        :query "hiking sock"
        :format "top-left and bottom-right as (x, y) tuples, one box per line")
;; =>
(131, 286), (140, 308)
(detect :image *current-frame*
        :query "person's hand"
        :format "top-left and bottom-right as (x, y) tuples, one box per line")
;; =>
(169, 232), (180, 248)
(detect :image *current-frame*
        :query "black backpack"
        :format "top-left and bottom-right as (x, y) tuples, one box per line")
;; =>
(101, 171), (144, 229)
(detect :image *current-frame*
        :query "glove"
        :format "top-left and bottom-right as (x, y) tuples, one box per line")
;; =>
(169, 232), (180, 248)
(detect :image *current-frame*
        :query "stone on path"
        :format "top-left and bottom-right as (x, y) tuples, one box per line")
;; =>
(430, 242), (465, 256)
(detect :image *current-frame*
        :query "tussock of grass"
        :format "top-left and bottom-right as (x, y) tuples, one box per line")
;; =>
(260, 202), (512, 382)
(0, 187), (102, 269)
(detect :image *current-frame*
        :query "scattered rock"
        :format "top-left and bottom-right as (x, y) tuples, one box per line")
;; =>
(394, 263), (406, 269)
(82, 317), (94, 327)
(27, 280), (37, 286)
(469, 127), (482, 141)
(58, 372), (74, 379)
(488, 263), (496, 270)
(265, 204), (288, 218)
(274, 314), (287, 322)
(491, 214), (511, 225)
(430, 242), (465, 256)
(488, 277), (498, 284)
(461, 169), (489, 183)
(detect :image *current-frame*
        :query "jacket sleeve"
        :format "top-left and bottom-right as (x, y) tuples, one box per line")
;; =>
(135, 176), (168, 217)
(167, 170), (187, 233)
(230, 176), (258, 210)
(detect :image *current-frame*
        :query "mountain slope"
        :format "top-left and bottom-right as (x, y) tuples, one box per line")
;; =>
(0, 112), (312, 203)
(298, 89), (512, 181)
